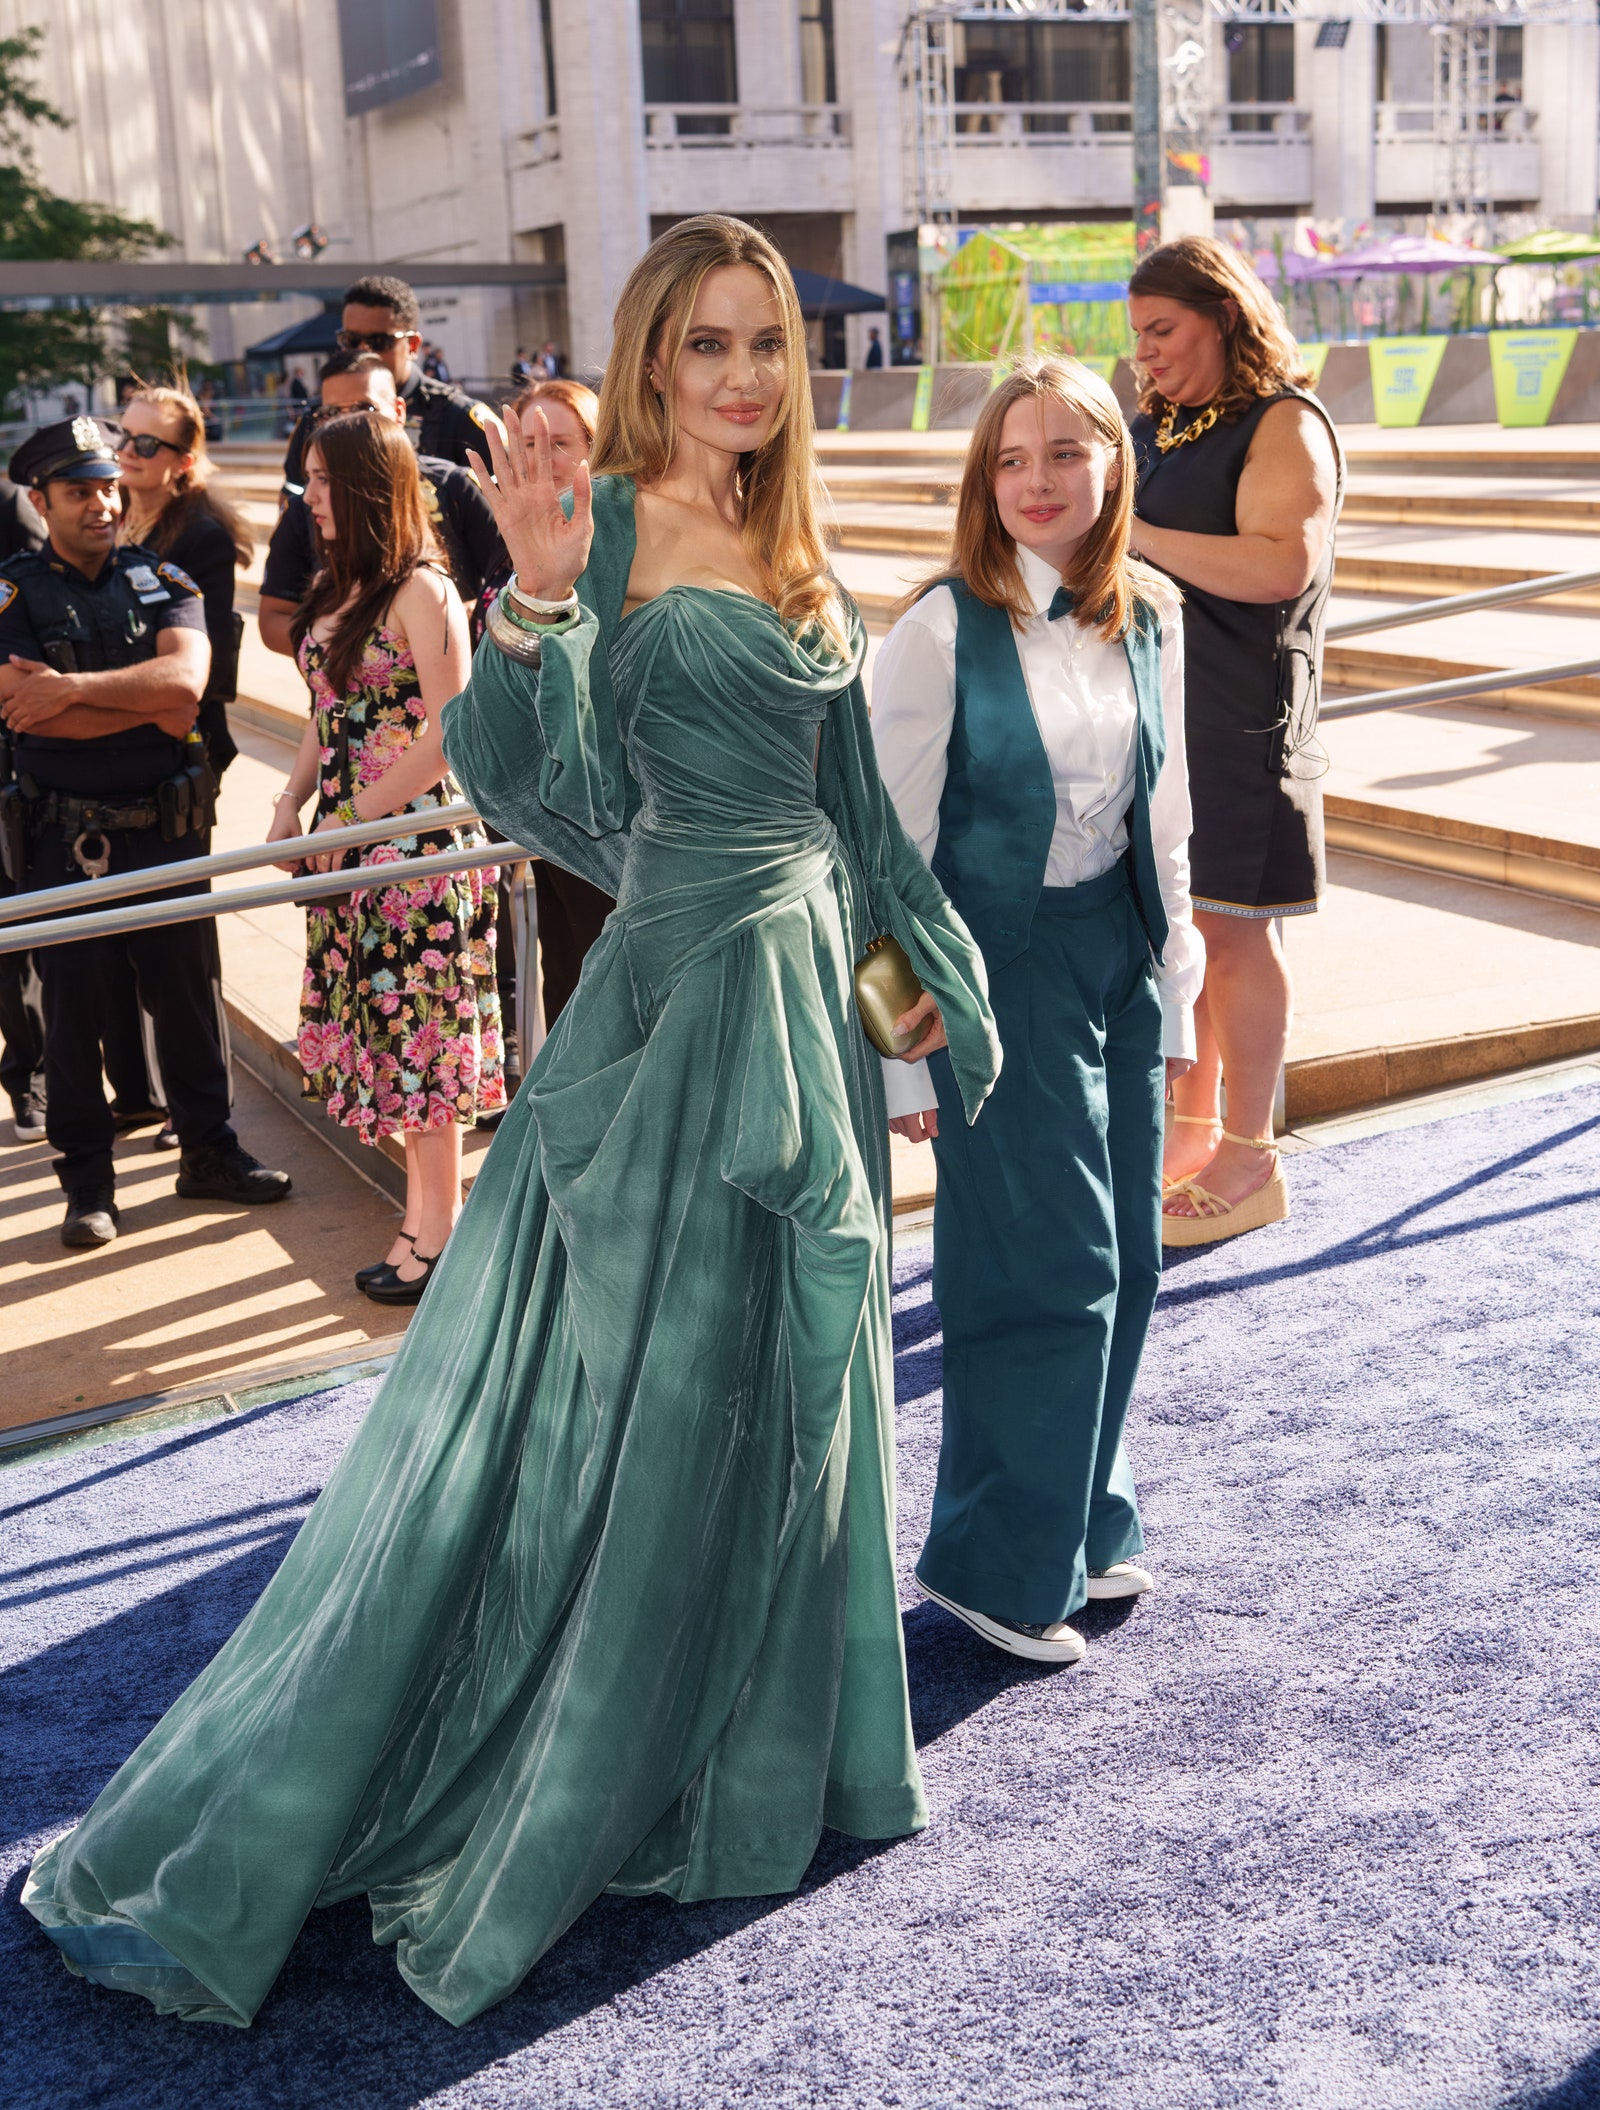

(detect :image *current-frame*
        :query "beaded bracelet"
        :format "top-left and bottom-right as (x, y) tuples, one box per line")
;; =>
(333, 798), (359, 828)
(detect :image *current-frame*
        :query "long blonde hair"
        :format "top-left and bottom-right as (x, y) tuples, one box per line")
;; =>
(1128, 237), (1313, 424)
(592, 214), (846, 650)
(936, 356), (1168, 642)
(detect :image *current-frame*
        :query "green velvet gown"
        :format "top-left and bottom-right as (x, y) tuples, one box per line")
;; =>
(23, 477), (999, 2029)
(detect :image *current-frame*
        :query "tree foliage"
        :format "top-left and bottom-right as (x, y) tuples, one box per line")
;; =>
(0, 28), (178, 410)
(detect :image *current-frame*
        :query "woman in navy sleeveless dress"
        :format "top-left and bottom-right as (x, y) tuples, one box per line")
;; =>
(1125, 237), (1342, 1248)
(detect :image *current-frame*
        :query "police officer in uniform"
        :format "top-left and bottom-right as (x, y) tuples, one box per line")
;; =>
(257, 350), (506, 652)
(0, 416), (291, 1248)
(280, 274), (495, 503)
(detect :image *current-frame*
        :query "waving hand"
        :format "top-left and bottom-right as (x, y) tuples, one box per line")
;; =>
(467, 405), (593, 605)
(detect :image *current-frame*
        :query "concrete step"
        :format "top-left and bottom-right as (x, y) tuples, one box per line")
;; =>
(1324, 646), (1600, 722)
(1318, 699), (1600, 910)
(824, 501), (1600, 612)
(1321, 594), (1600, 722)
(1340, 484), (1600, 534)
(1331, 554), (1600, 613)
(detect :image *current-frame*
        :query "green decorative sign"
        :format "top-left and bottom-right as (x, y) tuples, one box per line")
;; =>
(1299, 342), (1330, 386)
(1074, 354), (1119, 382)
(939, 224), (1134, 364)
(910, 365), (934, 432)
(1368, 337), (1450, 428)
(1489, 328), (1578, 427)
(835, 372), (853, 433)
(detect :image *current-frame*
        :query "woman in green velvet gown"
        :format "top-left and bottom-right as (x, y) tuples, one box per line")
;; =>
(23, 216), (998, 2028)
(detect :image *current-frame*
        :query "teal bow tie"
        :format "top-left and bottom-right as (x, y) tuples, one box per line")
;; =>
(1046, 586), (1075, 622)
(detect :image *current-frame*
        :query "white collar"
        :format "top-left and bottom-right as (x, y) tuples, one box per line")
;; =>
(1017, 542), (1068, 621)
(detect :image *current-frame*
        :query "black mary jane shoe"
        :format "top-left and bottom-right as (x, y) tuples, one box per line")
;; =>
(355, 1232), (414, 1293)
(362, 1249), (442, 1306)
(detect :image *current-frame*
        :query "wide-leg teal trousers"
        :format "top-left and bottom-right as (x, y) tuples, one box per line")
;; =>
(921, 864), (1164, 1627)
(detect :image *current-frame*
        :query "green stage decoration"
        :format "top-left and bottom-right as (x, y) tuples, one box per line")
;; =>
(937, 225), (1134, 365)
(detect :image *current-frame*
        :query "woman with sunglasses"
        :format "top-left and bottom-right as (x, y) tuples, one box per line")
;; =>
(117, 385), (253, 785)
(110, 385), (254, 1147)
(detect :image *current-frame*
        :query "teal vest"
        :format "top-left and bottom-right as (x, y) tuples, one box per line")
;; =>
(932, 582), (1170, 975)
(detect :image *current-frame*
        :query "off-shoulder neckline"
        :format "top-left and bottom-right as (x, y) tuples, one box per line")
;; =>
(617, 583), (782, 630)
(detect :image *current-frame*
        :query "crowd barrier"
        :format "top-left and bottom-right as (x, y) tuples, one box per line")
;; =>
(2, 546), (1598, 956)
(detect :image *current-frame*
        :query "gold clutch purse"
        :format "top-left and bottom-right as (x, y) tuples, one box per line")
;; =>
(854, 935), (933, 1059)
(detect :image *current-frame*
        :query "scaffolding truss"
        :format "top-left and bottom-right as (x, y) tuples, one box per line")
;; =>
(897, 0), (1590, 238)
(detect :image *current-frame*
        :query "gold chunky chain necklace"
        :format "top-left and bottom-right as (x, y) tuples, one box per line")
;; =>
(1154, 397), (1224, 453)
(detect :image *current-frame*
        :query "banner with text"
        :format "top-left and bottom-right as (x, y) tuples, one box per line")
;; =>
(1368, 337), (1450, 428)
(1489, 329), (1578, 427)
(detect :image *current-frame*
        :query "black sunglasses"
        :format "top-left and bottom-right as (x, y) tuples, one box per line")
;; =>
(335, 328), (409, 352)
(310, 400), (384, 425)
(116, 431), (186, 459)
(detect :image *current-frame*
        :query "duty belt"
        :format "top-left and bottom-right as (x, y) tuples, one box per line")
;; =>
(31, 790), (162, 878)
(35, 791), (161, 834)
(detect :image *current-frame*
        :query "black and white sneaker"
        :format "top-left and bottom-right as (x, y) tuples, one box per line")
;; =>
(917, 1579), (1086, 1665)
(10, 1091), (45, 1143)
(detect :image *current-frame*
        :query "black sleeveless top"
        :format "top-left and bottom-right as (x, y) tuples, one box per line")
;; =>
(1130, 386), (1342, 914)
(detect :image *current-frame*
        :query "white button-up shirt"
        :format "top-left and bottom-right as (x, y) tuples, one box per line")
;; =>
(871, 544), (1204, 1116)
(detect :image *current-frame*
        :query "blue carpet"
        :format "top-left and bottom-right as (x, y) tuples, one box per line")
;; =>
(4, 1083), (1600, 2109)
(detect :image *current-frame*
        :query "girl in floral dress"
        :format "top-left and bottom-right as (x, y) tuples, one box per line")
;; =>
(265, 413), (504, 1304)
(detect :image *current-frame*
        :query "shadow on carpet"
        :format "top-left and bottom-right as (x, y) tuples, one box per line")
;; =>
(4, 1083), (1600, 2110)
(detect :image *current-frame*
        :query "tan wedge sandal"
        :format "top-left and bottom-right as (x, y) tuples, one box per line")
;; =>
(1163, 1110), (1222, 1190)
(1161, 1129), (1289, 1248)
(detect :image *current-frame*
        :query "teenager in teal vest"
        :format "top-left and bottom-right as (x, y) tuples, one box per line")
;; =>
(872, 358), (1203, 1667)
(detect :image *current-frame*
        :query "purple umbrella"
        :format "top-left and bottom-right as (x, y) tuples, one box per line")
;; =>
(1302, 235), (1505, 280)
(1245, 247), (1321, 285)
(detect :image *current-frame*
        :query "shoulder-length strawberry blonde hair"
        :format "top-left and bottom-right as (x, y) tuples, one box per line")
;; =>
(935, 355), (1169, 642)
(591, 213), (847, 651)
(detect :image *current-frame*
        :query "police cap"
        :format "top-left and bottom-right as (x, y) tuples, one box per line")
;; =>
(8, 415), (123, 490)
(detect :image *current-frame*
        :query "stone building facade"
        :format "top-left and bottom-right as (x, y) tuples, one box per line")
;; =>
(6, 0), (1599, 383)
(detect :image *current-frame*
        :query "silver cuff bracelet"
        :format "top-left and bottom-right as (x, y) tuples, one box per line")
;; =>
(485, 593), (547, 666)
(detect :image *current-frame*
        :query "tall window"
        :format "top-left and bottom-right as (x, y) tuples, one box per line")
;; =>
(800, 0), (835, 106)
(949, 20), (1130, 132)
(1492, 24), (1523, 105)
(539, 0), (557, 116)
(1226, 24), (1294, 129)
(639, 0), (738, 105)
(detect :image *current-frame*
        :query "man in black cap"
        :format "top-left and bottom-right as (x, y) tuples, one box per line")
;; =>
(257, 350), (506, 654)
(280, 275), (495, 503)
(0, 415), (291, 1247)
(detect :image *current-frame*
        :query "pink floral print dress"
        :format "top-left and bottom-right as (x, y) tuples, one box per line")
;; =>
(295, 624), (506, 1142)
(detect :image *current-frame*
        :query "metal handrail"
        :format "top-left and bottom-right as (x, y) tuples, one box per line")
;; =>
(0, 840), (529, 956)
(0, 801), (489, 928)
(1321, 655), (1600, 721)
(1326, 563), (1600, 640)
